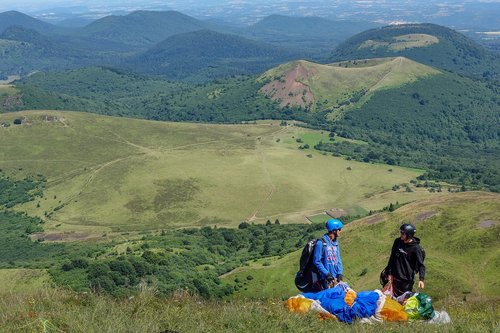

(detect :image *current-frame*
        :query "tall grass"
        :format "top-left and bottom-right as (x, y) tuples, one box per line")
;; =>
(0, 288), (497, 333)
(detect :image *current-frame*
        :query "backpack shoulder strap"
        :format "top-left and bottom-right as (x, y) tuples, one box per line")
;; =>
(319, 237), (328, 258)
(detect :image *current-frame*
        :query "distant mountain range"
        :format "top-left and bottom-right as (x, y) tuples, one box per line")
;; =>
(0, 10), (381, 79)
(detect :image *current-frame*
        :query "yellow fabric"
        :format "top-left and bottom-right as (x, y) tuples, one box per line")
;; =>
(344, 289), (357, 306)
(380, 297), (409, 322)
(285, 296), (314, 313)
(404, 296), (421, 320)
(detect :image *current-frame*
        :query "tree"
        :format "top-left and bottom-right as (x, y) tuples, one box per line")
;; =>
(261, 241), (271, 256)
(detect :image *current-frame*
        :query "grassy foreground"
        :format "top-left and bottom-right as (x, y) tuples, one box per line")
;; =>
(223, 192), (500, 301)
(0, 288), (497, 333)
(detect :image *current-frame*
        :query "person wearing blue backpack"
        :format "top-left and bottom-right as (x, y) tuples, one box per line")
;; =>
(313, 219), (344, 289)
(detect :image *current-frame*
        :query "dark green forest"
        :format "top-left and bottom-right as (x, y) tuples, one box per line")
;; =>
(14, 68), (306, 123)
(317, 74), (500, 191)
(0, 175), (322, 298)
(123, 29), (300, 82)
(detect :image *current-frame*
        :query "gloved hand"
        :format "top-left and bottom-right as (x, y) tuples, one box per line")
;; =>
(336, 274), (343, 282)
(325, 273), (335, 283)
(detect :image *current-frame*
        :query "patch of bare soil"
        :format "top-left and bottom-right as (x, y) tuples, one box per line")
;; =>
(42, 115), (58, 122)
(415, 211), (438, 222)
(326, 208), (346, 218)
(478, 220), (498, 229)
(30, 232), (97, 242)
(366, 215), (384, 224)
(260, 62), (316, 108)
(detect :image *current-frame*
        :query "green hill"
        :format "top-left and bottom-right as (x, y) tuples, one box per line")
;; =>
(0, 10), (66, 35)
(223, 191), (500, 301)
(0, 110), (431, 234)
(125, 29), (300, 81)
(258, 57), (440, 114)
(322, 71), (500, 191)
(0, 26), (84, 76)
(256, 58), (499, 190)
(330, 23), (500, 80)
(0, 26), (132, 77)
(78, 10), (213, 48)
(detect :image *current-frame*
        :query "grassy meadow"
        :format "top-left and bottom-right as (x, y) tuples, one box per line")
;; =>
(0, 111), (434, 235)
(222, 192), (500, 302)
(359, 33), (440, 51)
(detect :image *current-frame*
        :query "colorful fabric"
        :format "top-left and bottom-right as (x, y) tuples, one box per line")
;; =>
(285, 296), (314, 313)
(300, 284), (379, 323)
(380, 297), (409, 322)
(350, 291), (379, 318)
(416, 293), (435, 319)
(287, 285), (446, 324)
(404, 295), (421, 320)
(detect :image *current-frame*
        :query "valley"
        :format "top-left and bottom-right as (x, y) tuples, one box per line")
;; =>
(1, 111), (428, 234)
(0, 4), (498, 331)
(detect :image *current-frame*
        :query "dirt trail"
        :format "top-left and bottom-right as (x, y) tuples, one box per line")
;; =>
(247, 126), (293, 221)
(49, 154), (140, 217)
(367, 57), (403, 93)
(45, 124), (289, 221)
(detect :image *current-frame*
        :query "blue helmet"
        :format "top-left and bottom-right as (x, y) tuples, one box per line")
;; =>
(326, 219), (343, 232)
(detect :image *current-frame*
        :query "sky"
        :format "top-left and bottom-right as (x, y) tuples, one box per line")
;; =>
(2, 0), (498, 12)
(1, 0), (498, 28)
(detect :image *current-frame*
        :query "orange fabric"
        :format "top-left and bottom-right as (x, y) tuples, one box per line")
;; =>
(380, 297), (409, 322)
(318, 312), (337, 320)
(344, 289), (357, 306)
(285, 297), (314, 313)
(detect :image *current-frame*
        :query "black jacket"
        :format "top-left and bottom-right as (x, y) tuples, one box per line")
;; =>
(387, 237), (425, 282)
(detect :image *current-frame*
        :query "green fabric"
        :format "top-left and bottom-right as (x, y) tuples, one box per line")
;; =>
(416, 292), (435, 320)
(404, 296), (421, 320)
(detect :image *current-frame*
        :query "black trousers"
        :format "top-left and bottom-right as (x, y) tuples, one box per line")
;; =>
(392, 278), (414, 297)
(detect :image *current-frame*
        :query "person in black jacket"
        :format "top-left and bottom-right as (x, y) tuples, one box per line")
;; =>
(383, 223), (425, 297)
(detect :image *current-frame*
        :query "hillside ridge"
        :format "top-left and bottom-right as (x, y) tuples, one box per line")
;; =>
(258, 56), (441, 112)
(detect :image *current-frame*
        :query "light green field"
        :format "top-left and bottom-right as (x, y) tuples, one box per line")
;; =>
(359, 34), (440, 52)
(0, 111), (438, 234)
(258, 57), (441, 118)
(223, 192), (500, 302)
(0, 269), (51, 293)
(0, 84), (18, 96)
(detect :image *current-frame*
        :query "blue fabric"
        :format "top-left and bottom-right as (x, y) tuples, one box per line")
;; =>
(302, 286), (352, 322)
(350, 291), (379, 318)
(312, 234), (343, 280)
(301, 285), (380, 324)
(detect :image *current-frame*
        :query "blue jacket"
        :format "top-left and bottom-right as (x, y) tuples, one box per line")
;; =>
(313, 234), (343, 280)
